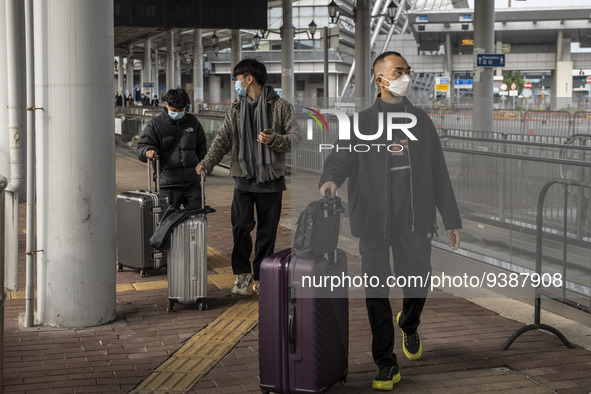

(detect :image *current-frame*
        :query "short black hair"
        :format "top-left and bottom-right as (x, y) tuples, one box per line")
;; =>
(372, 51), (403, 74)
(163, 89), (190, 109)
(232, 58), (268, 86)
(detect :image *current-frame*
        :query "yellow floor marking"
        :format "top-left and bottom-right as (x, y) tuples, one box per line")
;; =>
(131, 296), (259, 393)
(206, 246), (231, 269)
(116, 283), (135, 293)
(8, 247), (234, 300)
(208, 267), (236, 290)
(131, 280), (168, 291)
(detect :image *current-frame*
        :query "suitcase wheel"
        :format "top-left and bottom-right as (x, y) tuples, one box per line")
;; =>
(198, 299), (208, 311)
(140, 269), (147, 277)
(167, 299), (175, 312)
(117, 263), (123, 272)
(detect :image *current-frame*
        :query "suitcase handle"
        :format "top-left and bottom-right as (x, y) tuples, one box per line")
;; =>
(147, 156), (160, 193)
(288, 305), (296, 354)
(200, 170), (206, 210)
(322, 190), (345, 214)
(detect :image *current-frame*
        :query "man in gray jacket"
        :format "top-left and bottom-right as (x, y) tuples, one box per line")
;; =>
(196, 58), (299, 295)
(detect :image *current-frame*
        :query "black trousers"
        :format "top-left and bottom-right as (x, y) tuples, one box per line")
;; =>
(359, 233), (432, 369)
(231, 189), (283, 281)
(161, 182), (203, 211)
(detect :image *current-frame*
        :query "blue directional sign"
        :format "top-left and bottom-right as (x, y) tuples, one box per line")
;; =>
(476, 54), (506, 67)
(454, 79), (473, 89)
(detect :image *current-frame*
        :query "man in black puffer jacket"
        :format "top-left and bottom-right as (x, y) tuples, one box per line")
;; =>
(137, 89), (208, 211)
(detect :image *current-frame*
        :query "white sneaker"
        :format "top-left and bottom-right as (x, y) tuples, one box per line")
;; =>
(232, 273), (253, 295)
(253, 280), (260, 294)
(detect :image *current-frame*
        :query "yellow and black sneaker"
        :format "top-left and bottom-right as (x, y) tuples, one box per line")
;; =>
(372, 365), (401, 391)
(397, 312), (422, 360)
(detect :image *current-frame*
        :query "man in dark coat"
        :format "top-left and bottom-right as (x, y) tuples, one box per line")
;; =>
(319, 51), (462, 391)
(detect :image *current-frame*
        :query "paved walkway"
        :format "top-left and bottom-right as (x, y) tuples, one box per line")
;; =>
(2, 147), (591, 393)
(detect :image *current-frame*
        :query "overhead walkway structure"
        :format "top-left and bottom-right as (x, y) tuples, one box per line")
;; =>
(379, 6), (591, 108)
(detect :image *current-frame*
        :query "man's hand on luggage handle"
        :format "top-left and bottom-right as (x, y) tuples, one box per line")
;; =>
(447, 229), (460, 251)
(320, 181), (337, 199)
(146, 150), (156, 160)
(196, 164), (207, 181)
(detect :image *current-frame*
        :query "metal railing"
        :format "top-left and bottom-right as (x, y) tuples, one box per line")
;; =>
(423, 108), (591, 136)
(501, 178), (591, 350)
(441, 135), (591, 235)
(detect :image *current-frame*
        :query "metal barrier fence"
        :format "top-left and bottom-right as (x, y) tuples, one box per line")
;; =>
(442, 136), (591, 226)
(441, 137), (591, 303)
(502, 178), (591, 351)
(573, 111), (591, 134)
(424, 108), (591, 136)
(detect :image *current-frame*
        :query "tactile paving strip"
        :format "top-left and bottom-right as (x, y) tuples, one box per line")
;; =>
(130, 296), (259, 393)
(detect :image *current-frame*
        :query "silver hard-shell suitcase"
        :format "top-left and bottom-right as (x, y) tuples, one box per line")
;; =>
(167, 171), (212, 311)
(116, 158), (168, 277)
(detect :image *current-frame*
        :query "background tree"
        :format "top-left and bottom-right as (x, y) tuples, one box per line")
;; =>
(503, 71), (525, 92)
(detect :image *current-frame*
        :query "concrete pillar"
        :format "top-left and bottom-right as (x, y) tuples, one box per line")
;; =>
(193, 30), (204, 110)
(445, 33), (453, 106)
(175, 51), (181, 89)
(126, 57), (134, 100)
(230, 29), (242, 102)
(281, 0), (295, 102)
(116, 56), (124, 102)
(32, 0), (48, 323)
(355, 0), (371, 99)
(472, 0), (494, 132)
(329, 74), (339, 98)
(166, 30), (174, 91)
(209, 75), (221, 103)
(0, 1), (9, 179)
(552, 31), (573, 110)
(144, 38), (152, 98)
(138, 60), (144, 98)
(44, 0), (116, 327)
(152, 50), (159, 101)
(495, 40), (503, 77)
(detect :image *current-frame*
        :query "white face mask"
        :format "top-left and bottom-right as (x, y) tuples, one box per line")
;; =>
(380, 74), (412, 97)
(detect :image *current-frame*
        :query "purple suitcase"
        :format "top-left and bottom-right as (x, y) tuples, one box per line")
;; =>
(259, 248), (348, 394)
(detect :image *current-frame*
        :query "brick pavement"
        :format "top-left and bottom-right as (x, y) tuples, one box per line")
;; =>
(2, 148), (591, 393)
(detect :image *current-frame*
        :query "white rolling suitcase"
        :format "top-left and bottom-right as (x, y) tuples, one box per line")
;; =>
(167, 171), (214, 312)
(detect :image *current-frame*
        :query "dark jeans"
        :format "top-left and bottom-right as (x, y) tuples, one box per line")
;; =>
(231, 189), (282, 281)
(359, 233), (432, 369)
(161, 182), (203, 211)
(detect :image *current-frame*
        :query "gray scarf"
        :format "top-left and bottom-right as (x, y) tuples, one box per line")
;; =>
(238, 85), (280, 182)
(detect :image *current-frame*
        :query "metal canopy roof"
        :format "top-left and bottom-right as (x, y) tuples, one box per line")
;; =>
(114, 0), (287, 58)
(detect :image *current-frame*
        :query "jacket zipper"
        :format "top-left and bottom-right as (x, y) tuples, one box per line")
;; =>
(405, 105), (416, 233)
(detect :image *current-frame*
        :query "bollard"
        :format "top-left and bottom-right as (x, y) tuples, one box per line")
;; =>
(0, 175), (8, 393)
